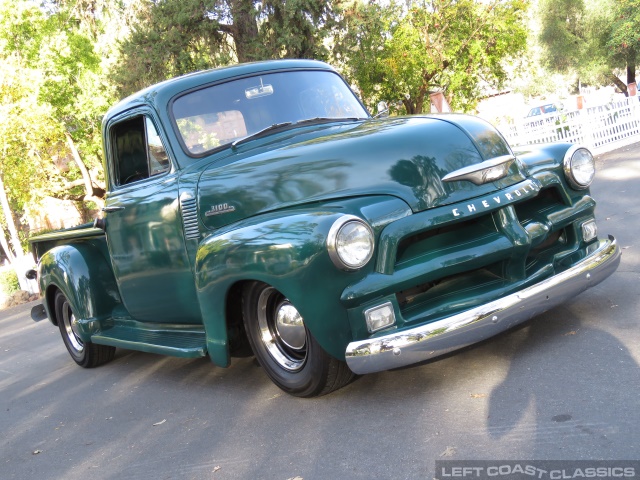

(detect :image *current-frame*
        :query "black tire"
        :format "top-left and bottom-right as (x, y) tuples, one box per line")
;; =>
(242, 282), (354, 397)
(55, 291), (115, 368)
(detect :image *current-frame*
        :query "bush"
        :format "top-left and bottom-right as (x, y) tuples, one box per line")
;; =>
(0, 268), (20, 296)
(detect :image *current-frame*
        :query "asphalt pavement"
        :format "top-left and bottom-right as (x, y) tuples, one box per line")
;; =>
(1, 142), (638, 480)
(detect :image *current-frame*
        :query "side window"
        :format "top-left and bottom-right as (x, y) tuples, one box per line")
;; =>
(112, 115), (171, 186)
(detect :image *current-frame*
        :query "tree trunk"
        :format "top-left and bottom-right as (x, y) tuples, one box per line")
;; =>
(0, 174), (24, 259)
(402, 98), (418, 114)
(229, 0), (260, 62)
(0, 223), (15, 264)
(610, 73), (628, 96)
(415, 94), (425, 114)
(65, 132), (104, 208)
(627, 47), (636, 85)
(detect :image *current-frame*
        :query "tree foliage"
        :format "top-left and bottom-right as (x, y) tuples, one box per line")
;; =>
(607, 0), (640, 85)
(114, 0), (340, 96)
(538, 0), (639, 93)
(0, 57), (66, 204)
(334, 0), (529, 114)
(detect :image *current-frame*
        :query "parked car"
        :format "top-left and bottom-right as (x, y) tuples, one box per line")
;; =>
(525, 103), (561, 118)
(523, 103), (566, 129)
(29, 60), (620, 397)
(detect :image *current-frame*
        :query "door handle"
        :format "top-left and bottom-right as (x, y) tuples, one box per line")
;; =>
(102, 206), (125, 213)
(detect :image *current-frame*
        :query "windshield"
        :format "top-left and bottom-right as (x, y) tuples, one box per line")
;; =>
(172, 70), (369, 156)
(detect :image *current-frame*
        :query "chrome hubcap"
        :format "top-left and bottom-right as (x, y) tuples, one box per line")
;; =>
(63, 305), (84, 353)
(257, 288), (307, 371)
(275, 303), (306, 350)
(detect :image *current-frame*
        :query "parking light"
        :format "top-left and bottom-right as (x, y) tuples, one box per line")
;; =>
(582, 220), (598, 243)
(364, 302), (396, 333)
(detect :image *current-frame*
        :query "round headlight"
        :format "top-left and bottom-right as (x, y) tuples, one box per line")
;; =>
(327, 215), (374, 271)
(563, 145), (595, 189)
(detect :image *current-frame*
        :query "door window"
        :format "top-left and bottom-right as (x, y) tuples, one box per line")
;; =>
(112, 115), (171, 186)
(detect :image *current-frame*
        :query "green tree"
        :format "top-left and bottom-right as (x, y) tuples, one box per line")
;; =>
(334, 0), (529, 114)
(0, 54), (65, 259)
(538, 0), (639, 94)
(607, 0), (640, 87)
(0, 0), (121, 257)
(114, 0), (340, 96)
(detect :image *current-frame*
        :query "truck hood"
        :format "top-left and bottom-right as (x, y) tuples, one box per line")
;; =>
(197, 115), (526, 229)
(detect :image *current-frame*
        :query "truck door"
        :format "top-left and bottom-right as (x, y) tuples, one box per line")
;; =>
(102, 111), (201, 323)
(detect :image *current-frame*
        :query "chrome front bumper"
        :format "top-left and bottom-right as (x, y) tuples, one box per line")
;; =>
(345, 236), (621, 375)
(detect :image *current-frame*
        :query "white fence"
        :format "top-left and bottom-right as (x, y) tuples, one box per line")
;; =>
(497, 96), (640, 155)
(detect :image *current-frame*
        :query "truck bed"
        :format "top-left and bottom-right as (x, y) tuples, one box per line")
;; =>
(30, 223), (105, 261)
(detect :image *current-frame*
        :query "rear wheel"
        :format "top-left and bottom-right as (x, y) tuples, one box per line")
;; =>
(55, 291), (115, 368)
(242, 282), (354, 397)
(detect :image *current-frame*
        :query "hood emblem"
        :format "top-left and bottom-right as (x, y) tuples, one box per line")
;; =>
(442, 155), (516, 185)
(205, 203), (236, 216)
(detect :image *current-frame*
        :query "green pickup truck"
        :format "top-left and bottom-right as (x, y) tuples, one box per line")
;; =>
(30, 59), (620, 397)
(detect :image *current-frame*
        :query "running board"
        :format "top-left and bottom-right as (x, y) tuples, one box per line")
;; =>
(91, 324), (207, 358)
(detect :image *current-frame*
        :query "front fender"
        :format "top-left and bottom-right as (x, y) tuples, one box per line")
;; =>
(195, 196), (411, 367)
(513, 142), (570, 175)
(38, 244), (121, 339)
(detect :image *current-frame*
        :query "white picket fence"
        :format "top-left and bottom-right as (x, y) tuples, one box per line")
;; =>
(497, 96), (640, 155)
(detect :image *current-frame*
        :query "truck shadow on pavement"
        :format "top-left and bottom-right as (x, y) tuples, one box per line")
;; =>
(485, 310), (639, 458)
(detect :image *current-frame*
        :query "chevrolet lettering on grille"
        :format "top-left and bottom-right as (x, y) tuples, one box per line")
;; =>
(451, 181), (540, 217)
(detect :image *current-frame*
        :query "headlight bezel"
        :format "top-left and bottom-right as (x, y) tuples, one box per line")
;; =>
(563, 145), (595, 190)
(327, 215), (375, 271)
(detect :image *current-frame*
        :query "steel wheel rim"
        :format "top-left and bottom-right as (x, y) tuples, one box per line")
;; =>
(62, 301), (84, 354)
(257, 287), (307, 372)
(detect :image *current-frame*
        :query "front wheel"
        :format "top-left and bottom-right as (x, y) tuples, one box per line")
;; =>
(242, 282), (354, 397)
(55, 291), (115, 368)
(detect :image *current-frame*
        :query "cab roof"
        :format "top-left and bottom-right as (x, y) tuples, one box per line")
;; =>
(105, 59), (336, 121)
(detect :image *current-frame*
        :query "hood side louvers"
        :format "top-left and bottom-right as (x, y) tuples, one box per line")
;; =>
(181, 196), (199, 240)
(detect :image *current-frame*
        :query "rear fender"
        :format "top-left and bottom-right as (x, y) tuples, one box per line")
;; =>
(38, 244), (121, 339)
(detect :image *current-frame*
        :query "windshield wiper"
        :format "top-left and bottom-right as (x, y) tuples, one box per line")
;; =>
(231, 122), (293, 148)
(293, 117), (364, 126)
(230, 118), (364, 149)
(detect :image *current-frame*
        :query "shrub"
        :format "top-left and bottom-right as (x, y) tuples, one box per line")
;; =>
(0, 268), (20, 296)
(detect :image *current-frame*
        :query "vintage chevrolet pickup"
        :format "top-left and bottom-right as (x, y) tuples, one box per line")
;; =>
(30, 59), (620, 397)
